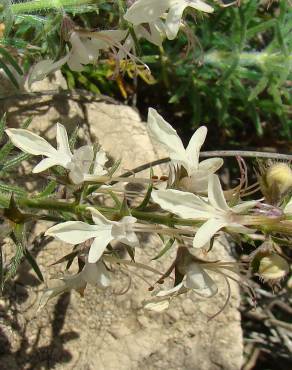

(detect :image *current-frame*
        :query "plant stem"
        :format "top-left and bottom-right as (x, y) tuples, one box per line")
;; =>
(10, 0), (95, 14)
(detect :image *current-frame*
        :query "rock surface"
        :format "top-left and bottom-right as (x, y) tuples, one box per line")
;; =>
(0, 75), (243, 370)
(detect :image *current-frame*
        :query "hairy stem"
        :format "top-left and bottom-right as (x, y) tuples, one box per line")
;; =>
(10, 0), (96, 14)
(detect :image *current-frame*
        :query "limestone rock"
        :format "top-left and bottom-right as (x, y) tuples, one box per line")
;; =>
(0, 77), (243, 370)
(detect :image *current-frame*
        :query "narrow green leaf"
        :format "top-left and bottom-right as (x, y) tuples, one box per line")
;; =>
(0, 243), (4, 291)
(0, 182), (26, 196)
(0, 59), (19, 88)
(0, 113), (7, 142)
(1, 153), (32, 172)
(69, 125), (79, 151)
(136, 181), (153, 211)
(0, 46), (23, 75)
(108, 190), (122, 208)
(152, 238), (175, 260)
(0, 116), (32, 162)
(23, 248), (44, 282)
(50, 250), (79, 267)
(35, 180), (57, 198)
(120, 197), (131, 216)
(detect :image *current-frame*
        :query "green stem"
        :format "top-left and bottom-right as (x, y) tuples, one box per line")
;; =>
(1, 193), (292, 235)
(10, 0), (96, 14)
(204, 51), (292, 69)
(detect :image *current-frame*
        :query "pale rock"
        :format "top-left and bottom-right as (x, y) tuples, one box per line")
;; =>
(0, 74), (243, 370)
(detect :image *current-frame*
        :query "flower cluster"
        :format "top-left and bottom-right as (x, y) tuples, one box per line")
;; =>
(4, 107), (291, 313)
(27, 0), (214, 85)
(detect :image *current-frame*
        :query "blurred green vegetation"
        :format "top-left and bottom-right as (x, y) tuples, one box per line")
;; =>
(1, 0), (291, 148)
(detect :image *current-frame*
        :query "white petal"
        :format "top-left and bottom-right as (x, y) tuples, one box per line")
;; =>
(124, 0), (170, 25)
(69, 32), (90, 65)
(208, 174), (229, 211)
(87, 207), (113, 226)
(165, 2), (186, 40)
(28, 55), (68, 86)
(71, 145), (94, 174)
(56, 123), (72, 158)
(188, 0), (214, 13)
(198, 157), (223, 173)
(5, 129), (57, 157)
(152, 189), (212, 219)
(81, 261), (111, 288)
(93, 149), (108, 175)
(88, 232), (114, 263)
(185, 126), (207, 174)
(45, 221), (99, 244)
(179, 171), (209, 193)
(185, 263), (218, 297)
(193, 218), (227, 249)
(32, 157), (61, 173)
(147, 108), (187, 168)
(232, 201), (257, 214)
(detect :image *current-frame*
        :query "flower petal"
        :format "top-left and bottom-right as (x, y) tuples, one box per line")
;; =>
(185, 126), (207, 174)
(28, 55), (68, 86)
(193, 218), (227, 249)
(232, 201), (257, 214)
(124, 0), (170, 25)
(188, 0), (214, 13)
(32, 157), (61, 173)
(185, 262), (218, 297)
(81, 261), (111, 288)
(88, 232), (114, 263)
(56, 123), (72, 159)
(5, 129), (57, 157)
(165, 2), (186, 40)
(87, 207), (113, 226)
(45, 221), (99, 244)
(152, 189), (212, 219)
(93, 149), (108, 175)
(198, 157), (223, 173)
(147, 108), (187, 168)
(208, 174), (229, 211)
(70, 145), (94, 179)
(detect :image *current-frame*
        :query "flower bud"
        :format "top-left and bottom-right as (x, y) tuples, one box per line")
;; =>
(257, 254), (289, 281)
(266, 163), (292, 195)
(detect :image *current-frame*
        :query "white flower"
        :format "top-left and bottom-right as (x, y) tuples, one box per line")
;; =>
(45, 207), (139, 263)
(124, 0), (214, 40)
(28, 30), (127, 85)
(144, 261), (217, 311)
(147, 108), (223, 192)
(5, 123), (107, 184)
(122, 20), (166, 56)
(38, 260), (110, 310)
(152, 174), (257, 249)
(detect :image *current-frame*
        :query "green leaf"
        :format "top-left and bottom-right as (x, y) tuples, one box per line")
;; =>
(0, 243), (4, 291)
(35, 180), (57, 198)
(136, 170), (153, 210)
(0, 59), (19, 88)
(0, 153), (32, 172)
(0, 46), (23, 75)
(108, 190), (122, 209)
(120, 197), (131, 216)
(23, 248), (44, 282)
(0, 182), (26, 196)
(0, 116), (32, 162)
(0, 113), (7, 142)
(152, 238), (175, 260)
(69, 125), (79, 151)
